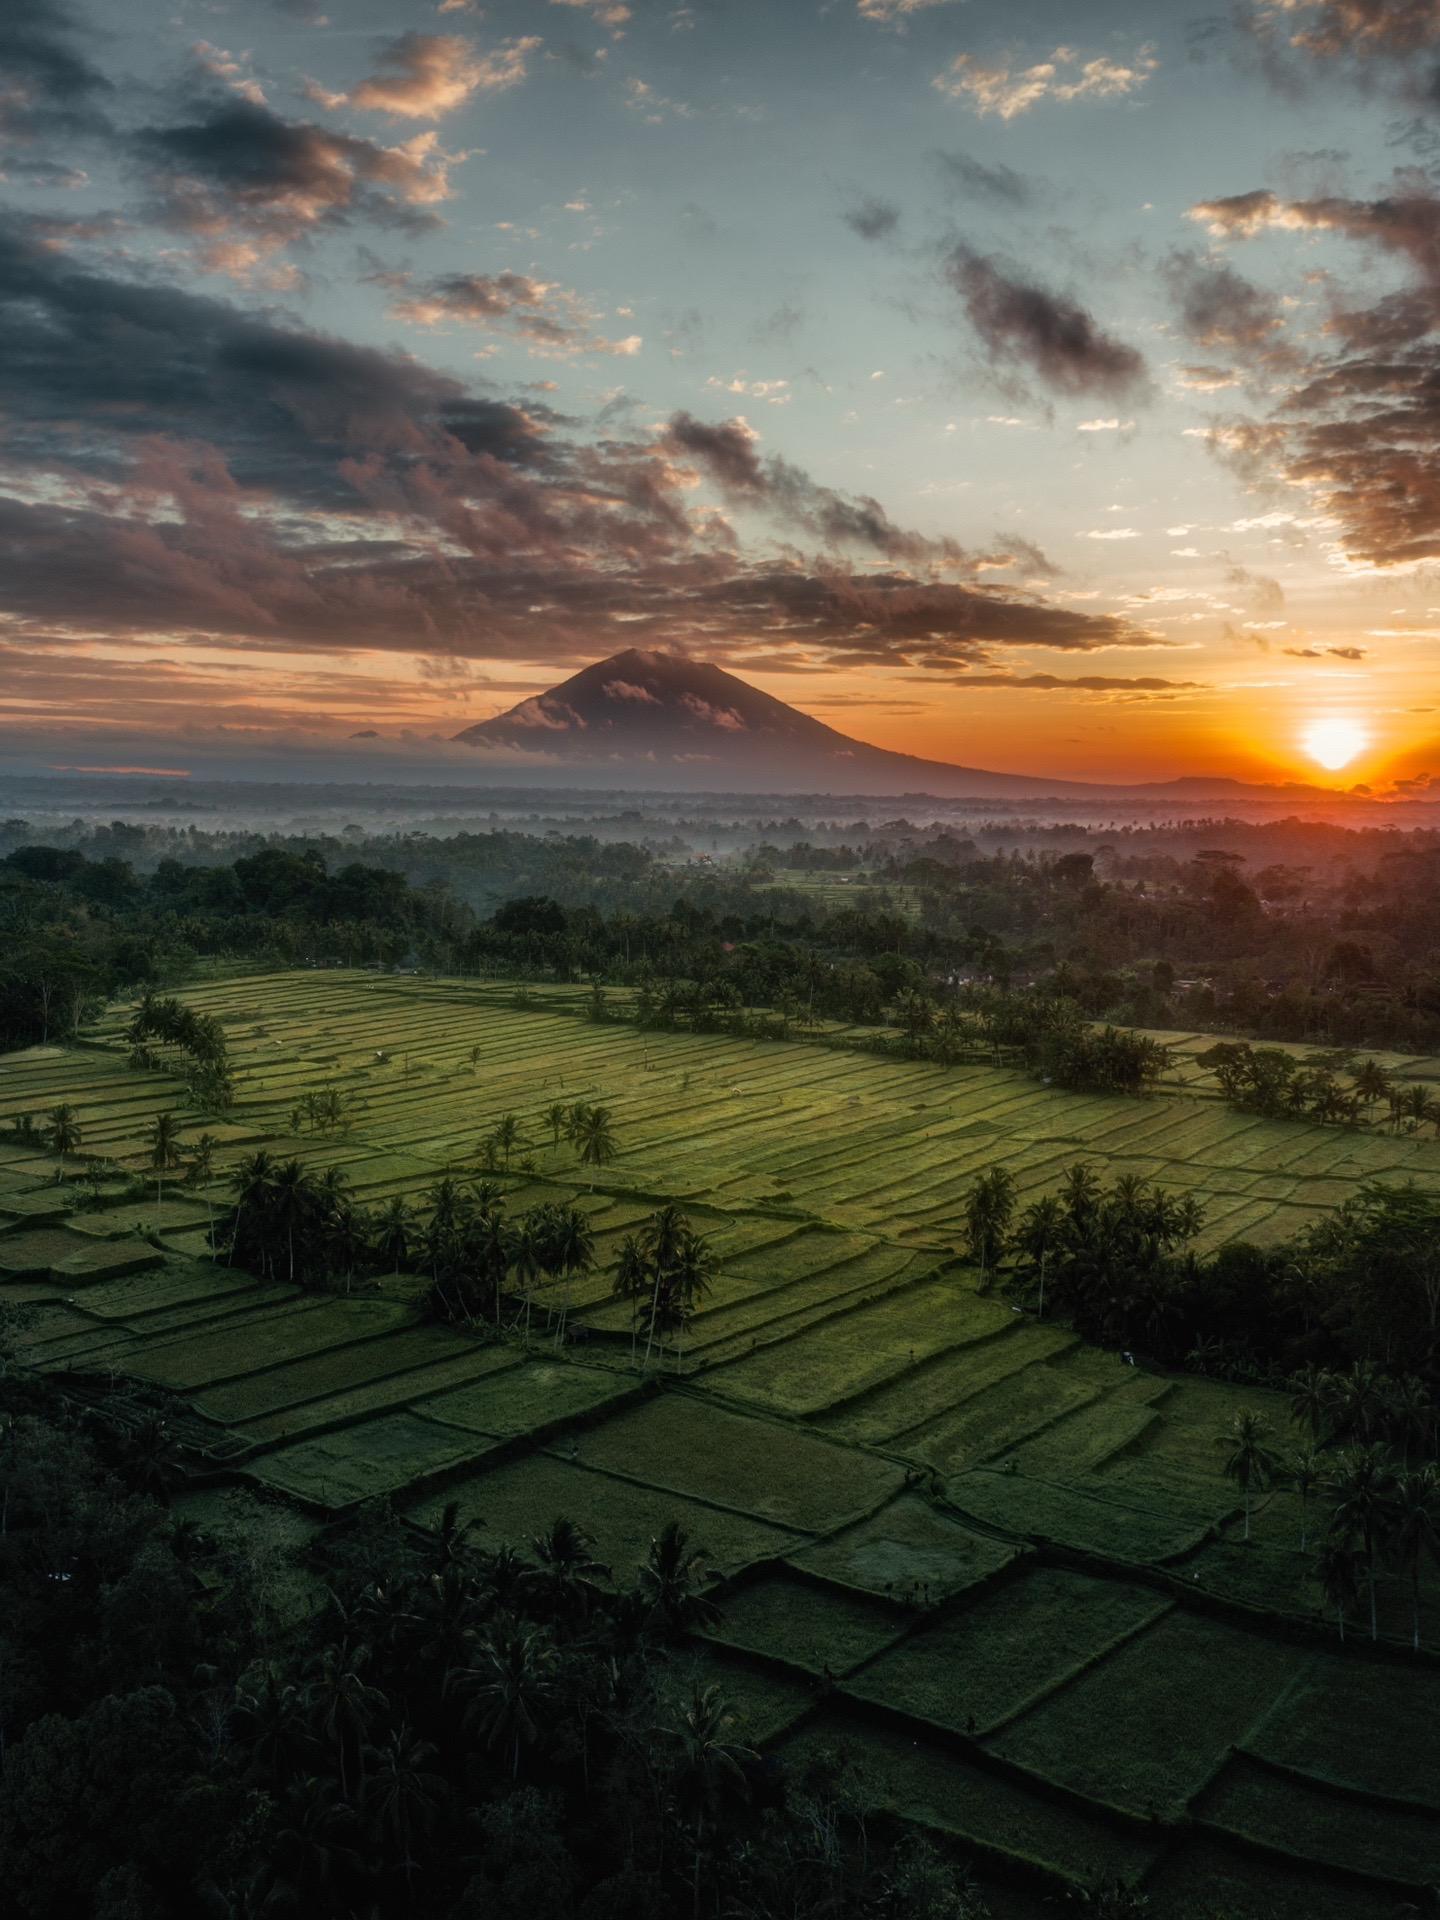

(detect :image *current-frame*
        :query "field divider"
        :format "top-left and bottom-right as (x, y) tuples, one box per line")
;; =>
(973, 1597), (1176, 1742)
(822, 1680), (1183, 1842)
(693, 1261), (956, 1381)
(1229, 1742), (1440, 1821)
(1189, 1803), (1435, 1903)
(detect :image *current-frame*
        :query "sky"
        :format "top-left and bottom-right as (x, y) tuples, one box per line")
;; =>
(3, 0), (1440, 790)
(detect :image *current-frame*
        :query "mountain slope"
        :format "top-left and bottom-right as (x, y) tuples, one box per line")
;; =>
(453, 648), (1102, 796)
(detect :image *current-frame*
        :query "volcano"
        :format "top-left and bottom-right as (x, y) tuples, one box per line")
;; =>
(454, 648), (1103, 797)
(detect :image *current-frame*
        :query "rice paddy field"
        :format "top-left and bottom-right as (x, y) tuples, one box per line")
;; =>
(5, 967), (1440, 1912)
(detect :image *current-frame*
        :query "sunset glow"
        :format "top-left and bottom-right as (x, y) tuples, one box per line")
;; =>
(1303, 718), (1370, 773)
(0, 1), (1436, 798)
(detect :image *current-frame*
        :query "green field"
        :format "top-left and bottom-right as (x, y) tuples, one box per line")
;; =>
(4, 968), (1440, 1909)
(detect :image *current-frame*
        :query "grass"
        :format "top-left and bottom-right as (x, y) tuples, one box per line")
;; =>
(5, 971), (1440, 1905)
(847, 1566), (1171, 1736)
(988, 1609), (1302, 1816)
(706, 1571), (909, 1675)
(1198, 1754), (1440, 1887)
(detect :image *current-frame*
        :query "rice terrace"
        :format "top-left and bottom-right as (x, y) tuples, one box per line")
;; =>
(6, 967), (1440, 1916)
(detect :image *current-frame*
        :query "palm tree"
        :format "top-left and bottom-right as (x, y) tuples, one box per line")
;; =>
(490, 1112), (525, 1172)
(362, 1726), (446, 1887)
(1287, 1445), (1324, 1553)
(613, 1231), (649, 1367)
(270, 1157), (319, 1286)
(47, 1103), (81, 1181)
(302, 1641), (386, 1799)
(1315, 1534), (1362, 1644)
(1326, 1444), (1400, 1640)
(451, 1615), (558, 1779)
(1331, 1360), (1388, 1445)
(373, 1195), (414, 1273)
(575, 1103), (618, 1176)
(229, 1149), (278, 1269)
(509, 1215), (543, 1343)
(638, 1521), (720, 1636)
(1353, 1058), (1391, 1118)
(665, 1680), (756, 1920)
(1218, 1410), (1281, 1542)
(1011, 1192), (1064, 1316)
(1388, 1373), (1432, 1465)
(963, 1166), (1016, 1291)
(544, 1100), (569, 1151)
(527, 1517), (610, 1620)
(544, 1204), (595, 1349)
(1389, 1463), (1439, 1652)
(1289, 1363), (1334, 1444)
(148, 1110), (184, 1209)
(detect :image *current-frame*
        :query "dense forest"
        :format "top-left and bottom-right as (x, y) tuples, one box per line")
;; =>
(4, 810), (1440, 1058)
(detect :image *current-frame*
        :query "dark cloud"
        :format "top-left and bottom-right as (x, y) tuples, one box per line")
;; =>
(842, 197), (901, 241)
(1186, 174), (1440, 567)
(664, 411), (1028, 571)
(0, 218), (1152, 681)
(0, 0), (112, 147)
(1165, 249), (1290, 354)
(933, 148), (1036, 209)
(1192, 182), (1440, 293)
(132, 95), (460, 265)
(944, 247), (1149, 399)
(374, 265), (643, 356)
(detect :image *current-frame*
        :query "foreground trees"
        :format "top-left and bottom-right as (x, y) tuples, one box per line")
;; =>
(0, 1364), (981, 1920)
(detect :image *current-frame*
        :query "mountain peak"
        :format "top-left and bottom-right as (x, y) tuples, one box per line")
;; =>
(451, 648), (1095, 796)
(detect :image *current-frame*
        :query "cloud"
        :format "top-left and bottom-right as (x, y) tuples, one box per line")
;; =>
(0, 1), (112, 149)
(858, 0), (959, 20)
(1284, 643), (1368, 657)
(1164, 249), (1290, 355)
(843, 197), (901, 241)
(954, 671), (1200, 691)
(664, 410), (1030, 570)
(680, 692), (746, 729)
(1076, 417), (1133, 432)
(1183, 174), (1440, 568)
(1190, 181), (1440, 292)
(131, 97), (466, 276)
(378, 267), (642, 357)
(306, 32), (540, 120)
(551, 0), (632, 32)
(933, 44), (1158, 119)
(1082, 527), (1140, 540)
(934, 148), (1036, 208)
(945, 248), (1149, 398)
(1175, 364), (1241, 391)
(0, 214), (1160, 719)
(604, 678), (659, 702)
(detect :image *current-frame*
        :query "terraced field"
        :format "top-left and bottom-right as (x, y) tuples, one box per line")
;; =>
(4, 968), (1440, 1913)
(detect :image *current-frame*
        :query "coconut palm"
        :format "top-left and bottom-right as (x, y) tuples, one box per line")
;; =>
(302, 1641), (386, 1799)
(148, 1110), (184, 1209)
(47, 1102), (82, 1180)
(494, 1112), (530, 1172)
(362, 1726), (446, 1886)
(574, 1103), (618, 1174)
(638, 1521), (720, 1636)
(1325, 1443), (1400, 1640)
(270, 1157), (320, 1287)
(526, 1517), (611, 1620)
(1287, 1445), (1324, 1553)
(373, 1195), (414, 1273)
(1218, 1410), (1281, 1542)
(1389, 1463), (1439, 1652)
(1353, 1058), (1392, 1117)
(1315, 1535), (1362, 1644)
(665, 1680), (756, 1920)
(450, 1615), (558, 1779)
(544, 1100), (569, 1151)
(1010, 1193), (1064, 1316)
(1289, 1363), (1334, 1444)
(612, 1231), (649, 1366)
(509, 1215), (544, 1343)
(963, 1166), (1016, 1291)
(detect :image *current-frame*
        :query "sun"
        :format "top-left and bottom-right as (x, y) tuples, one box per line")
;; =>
(1302, 716), (1369, 772)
